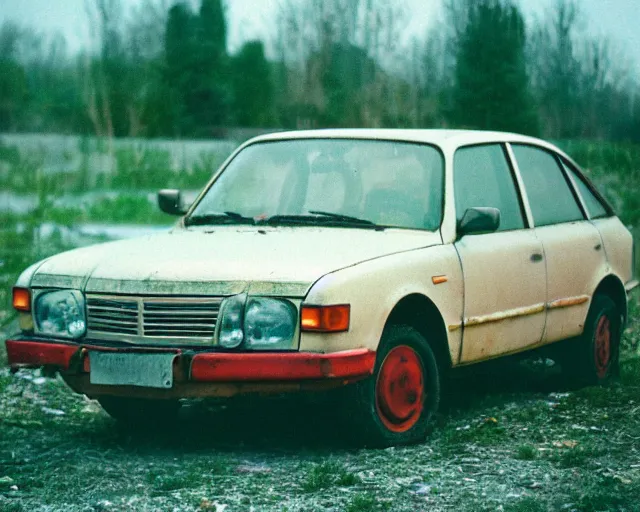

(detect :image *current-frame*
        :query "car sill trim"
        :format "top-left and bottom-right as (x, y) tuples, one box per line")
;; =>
(455, 295), (590, 330)
(464, 303), (546, 328)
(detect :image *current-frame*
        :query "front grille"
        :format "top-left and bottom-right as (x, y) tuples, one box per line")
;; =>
(143, 301), (220, 337)
(86, 295), (223, 343)
(87, 297), (138, 335)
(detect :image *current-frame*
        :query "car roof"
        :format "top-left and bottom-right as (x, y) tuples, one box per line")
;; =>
(243, 129), (580, 170)
(249, 128), (551, 150)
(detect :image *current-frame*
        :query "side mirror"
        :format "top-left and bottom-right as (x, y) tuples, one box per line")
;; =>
(158, 189), (186, 216)
(457, 207), (501, 237)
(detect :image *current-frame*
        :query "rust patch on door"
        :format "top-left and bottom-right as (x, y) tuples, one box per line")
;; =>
(546, 295), (590, 310)
(464, 303), (545, 328)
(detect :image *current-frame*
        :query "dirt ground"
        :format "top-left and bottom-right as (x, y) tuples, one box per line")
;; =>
(0, 299), (639, 512)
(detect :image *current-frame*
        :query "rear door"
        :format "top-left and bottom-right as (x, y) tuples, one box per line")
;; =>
(454, 144), (546, 363)
(510, 144), (607, 343)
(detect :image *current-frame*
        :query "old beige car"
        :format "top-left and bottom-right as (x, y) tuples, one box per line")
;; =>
(6, 129), (638, 446)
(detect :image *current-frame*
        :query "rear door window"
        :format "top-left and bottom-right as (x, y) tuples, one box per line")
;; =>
(512, 145), (584, 227)
(561, 162), (609, 219)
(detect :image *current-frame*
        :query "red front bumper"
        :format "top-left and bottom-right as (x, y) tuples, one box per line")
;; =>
(5, 339), (376, 397)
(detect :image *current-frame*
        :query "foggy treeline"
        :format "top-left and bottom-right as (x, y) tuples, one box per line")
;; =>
(0, 0), (638, 141)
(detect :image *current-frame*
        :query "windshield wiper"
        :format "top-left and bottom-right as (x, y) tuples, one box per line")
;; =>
(308, 210), (377, 226)
(185, 211), (255, 227)
(265, 212), (383, 230)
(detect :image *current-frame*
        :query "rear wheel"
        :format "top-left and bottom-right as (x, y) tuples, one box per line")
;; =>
(98, 397), (181, 427)
(560, 294), (621, 386)
(341, 325), (440, 447)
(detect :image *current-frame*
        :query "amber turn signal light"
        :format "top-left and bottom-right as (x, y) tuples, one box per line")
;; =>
(301, 305), (350, 333)
(12, 287), (31, 312)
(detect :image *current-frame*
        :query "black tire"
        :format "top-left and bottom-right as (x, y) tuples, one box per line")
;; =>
(98, 396), (181, 427)
(559, 294), (621, 387)
(340, 324), (440, 447)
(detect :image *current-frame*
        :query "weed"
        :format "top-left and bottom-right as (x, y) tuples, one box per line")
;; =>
(570, 386), (612, 408)
(0, 500), (23, 512)
(549, 444), (600, 468)
(620, 357), (640, 386)
(300, 462), (336, 492)
(300, 462), (359, 492)
(443, 418), (507, 448)
(345, 493), (388, 512)
(336, 471), (361, 486)
(514, 444), (537, 461)
(146, 469), (206, 492)
(503, 496), (545, 512)
(564, 479), (639, 512)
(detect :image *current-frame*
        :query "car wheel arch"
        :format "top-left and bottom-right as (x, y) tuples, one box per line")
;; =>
(384, 293), (452, 371)
(593, 274), (627, 326)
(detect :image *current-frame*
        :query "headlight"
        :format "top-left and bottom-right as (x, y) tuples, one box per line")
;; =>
(216, 293), (246, 348)
(35, 290), (86, 339)
(244, 298), (296, 350)
(216, 295), (297, 350)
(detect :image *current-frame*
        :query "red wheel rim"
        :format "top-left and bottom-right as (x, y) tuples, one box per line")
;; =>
(375, 345), (425, 433)
(594, 315), (611, 379)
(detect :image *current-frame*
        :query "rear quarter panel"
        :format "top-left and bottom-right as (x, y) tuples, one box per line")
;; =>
(592, 217), (634, 286)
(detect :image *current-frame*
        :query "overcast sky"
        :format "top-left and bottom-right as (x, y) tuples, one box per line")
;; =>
(1, 0), (639, 77)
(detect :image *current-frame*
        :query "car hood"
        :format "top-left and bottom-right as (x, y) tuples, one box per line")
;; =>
(30, 226), (441, 297)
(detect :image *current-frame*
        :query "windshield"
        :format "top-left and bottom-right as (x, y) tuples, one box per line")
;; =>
(189, 139), (444, 230)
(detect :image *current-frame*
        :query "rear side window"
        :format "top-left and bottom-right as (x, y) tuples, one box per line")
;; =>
(454, 144), (525, 232)
(562, 162), (609, 219)
(512, 145), (584, 227)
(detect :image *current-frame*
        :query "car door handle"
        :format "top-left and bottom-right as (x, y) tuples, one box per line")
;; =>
(530, 253), (544, 263)
(594, 243), (602, 251)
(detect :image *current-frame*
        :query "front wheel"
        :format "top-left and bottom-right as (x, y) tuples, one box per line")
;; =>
(340, 325), (441, 447)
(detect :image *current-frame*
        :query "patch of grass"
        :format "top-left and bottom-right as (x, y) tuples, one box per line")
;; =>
(0, 351), (6, 368)
(336, 470), (361, 487)
(503, 496), (545, 512)
(443, 418), (508, 448)
(570, 385), (613, 408)
(620, 357), (640, 386)
(0, 500), (24, 512)
(300, 462), (360, 493)
(514, 444), (537, 461)
(300, 463), (335, 492)
(146, 468), (208, 493)
(85, 195), (174, 225)
(548, 444), (601, 468)
(507, 402), (551, 424)
(345, 493), (389, 512)
(563, 478), (640, 512)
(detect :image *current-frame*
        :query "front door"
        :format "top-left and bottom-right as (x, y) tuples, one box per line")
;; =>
(453, 144), (546, 363)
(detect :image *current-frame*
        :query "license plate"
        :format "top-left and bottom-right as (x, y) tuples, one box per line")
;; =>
(89, 352), (177, 389)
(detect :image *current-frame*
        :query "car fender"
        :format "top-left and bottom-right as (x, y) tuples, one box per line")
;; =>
(299, 244), (464, 364)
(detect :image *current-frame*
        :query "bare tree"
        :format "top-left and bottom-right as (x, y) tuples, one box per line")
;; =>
(528, 0), (632, 138)
(273, 0), (410, 127)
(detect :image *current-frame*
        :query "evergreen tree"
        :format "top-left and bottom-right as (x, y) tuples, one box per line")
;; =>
(231, 41), (274, 126)
(164, 2), (197, 135)
(450, 0), (539, 135)
(192, 0), (231, 131)
(163, 0), (231, 136)
(199, 0), (226, 58)
(0, 23), (28, 131)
